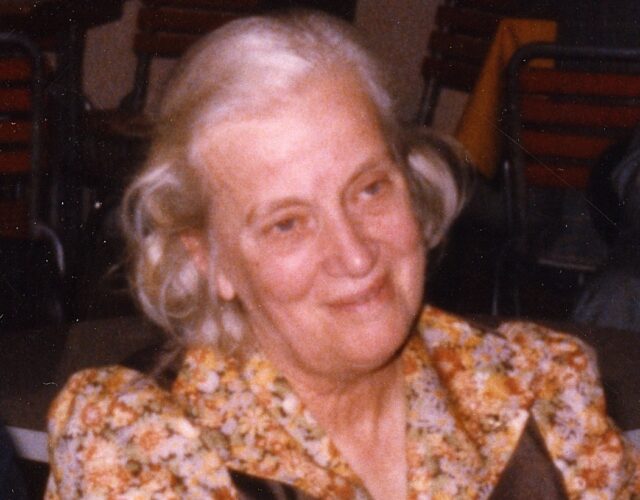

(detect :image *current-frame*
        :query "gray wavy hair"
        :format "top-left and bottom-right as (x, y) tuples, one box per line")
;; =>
(121, 10), (469, 351)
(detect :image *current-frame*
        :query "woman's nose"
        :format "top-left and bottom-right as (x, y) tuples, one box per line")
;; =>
(323, 214), (377, 278)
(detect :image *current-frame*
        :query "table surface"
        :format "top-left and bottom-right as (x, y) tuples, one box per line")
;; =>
(0, 316), (163, 432)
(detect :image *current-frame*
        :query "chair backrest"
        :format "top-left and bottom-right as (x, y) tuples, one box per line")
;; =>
(122, 0), (265, 113)
(0, 33), (44, 240)
(0, 33), (64, 275)
(417, 0), (556, 124)
(504, 43), (640, 235)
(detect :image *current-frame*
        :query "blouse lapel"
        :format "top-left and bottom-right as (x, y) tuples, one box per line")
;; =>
(173, 305), (537, 499)
(417, 306), (536, 487)
(242, 353), (363, 489)
(173, 347), (366, 498)
(403, 335), (486, 497)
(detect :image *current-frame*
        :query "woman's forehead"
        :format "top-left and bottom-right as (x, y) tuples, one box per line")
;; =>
(193, 66), (371, 137)
(191, 77), (393, 220)
(194, 70), (387, 177)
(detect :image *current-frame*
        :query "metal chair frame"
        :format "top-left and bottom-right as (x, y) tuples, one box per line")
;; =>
(494, 42), (640, 315)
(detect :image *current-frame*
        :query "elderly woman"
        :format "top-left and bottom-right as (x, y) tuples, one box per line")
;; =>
(46, 11), (638, 499)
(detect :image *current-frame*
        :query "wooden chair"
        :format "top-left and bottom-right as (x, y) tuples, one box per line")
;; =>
(417, 0), (556, 124)
(122, 0), (263, 116)
(494, 42), (640, 315)
(87, 0), (262, 152)
(83, 1), (265, 195)
(88, 0), (264, 143)
(0, 33), (62, 261)
(0, 32), (64, 327)
(76, 1), (265, 308)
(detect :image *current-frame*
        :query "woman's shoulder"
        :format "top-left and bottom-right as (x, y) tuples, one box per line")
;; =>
(47, 366), (181, 440)
(417, 304), (596, 376)
(46, 365), (235, 498)
(417, 306), (640, 496)
(415, 305), (602, 415)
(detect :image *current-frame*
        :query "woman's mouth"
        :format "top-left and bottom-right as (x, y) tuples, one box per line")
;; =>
(328, 275), (389, 311)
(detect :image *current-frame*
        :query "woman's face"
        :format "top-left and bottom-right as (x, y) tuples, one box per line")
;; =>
(197, 72), (425, 383)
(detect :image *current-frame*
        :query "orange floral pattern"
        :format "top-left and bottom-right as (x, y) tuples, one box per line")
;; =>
(46, 367), (236, 498)
(46, 306), (640, 498)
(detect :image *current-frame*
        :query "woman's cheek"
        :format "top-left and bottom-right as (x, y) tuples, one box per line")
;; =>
(248, 247), (318, 301)
(373, 206), (422, 252)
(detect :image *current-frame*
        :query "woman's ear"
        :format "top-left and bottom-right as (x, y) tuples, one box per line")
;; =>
(181, 230), (237, 301)
(180, 231), (209, 274)
(215, 271), (236, 302)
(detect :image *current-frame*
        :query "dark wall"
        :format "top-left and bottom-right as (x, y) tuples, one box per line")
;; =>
(264, 0), (357, 22)
(557, 0), (640, 47)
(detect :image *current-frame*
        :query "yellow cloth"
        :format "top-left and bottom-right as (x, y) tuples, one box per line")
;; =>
(455, 19), (557, 177)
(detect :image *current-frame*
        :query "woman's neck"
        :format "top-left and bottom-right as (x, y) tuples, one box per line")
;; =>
(291, 355), (403, 430)
(288, 357), (408, 500)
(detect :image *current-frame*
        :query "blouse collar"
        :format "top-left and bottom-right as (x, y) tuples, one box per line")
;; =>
(173, 305), (533, 498)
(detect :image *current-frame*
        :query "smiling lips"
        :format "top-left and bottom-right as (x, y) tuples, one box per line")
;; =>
(328, 275), (389, 311)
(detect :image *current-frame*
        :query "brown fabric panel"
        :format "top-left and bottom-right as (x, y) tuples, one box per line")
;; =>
(229, 418), (567, 499)
(230, 470), (317, 500)
(490, 418), (567, 499)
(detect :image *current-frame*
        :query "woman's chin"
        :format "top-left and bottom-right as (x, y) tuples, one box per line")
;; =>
(315, 297), (419, 375)
(338, 322), (411, 373)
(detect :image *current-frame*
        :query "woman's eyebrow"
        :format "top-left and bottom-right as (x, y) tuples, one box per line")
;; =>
(245, 197), (306, 226)
(244, 150), (395, 225)
(346, 153), (396, 185)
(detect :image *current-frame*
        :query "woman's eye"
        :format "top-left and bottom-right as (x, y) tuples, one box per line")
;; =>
(363, 180), (382, 196)
(264, 215), (307, 237)
(273, 217), (297, 233)
(361, 176), (390, 199)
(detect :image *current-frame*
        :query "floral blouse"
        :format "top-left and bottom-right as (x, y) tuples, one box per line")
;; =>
(46, 306), (640, 499)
